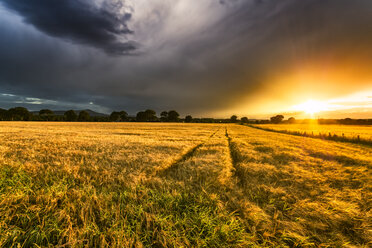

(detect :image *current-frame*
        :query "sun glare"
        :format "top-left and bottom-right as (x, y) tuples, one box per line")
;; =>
(293, 100), (328, 115)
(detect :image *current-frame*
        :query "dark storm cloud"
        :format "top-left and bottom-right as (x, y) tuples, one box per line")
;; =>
(0, 0), (371, 116)
(0, 0), (136, 54)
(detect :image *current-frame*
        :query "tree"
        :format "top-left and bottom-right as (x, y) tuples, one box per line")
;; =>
(8, 107), (31, 121)
(160, 111), (168, 122)
(110, 111), (120, 122)
(136, 111), (147, 122)
(64, 110), (77, 121)
(270, 115), (284, 124)
(110, 111), (128, 122)
(78, 111), (90, 122)
(342, 118), (352, 125)
(230, 115), (238, 123)
(136, 110), (158, 122)
(168, 110), (180, 122)
(39, 109), (54, 121)
(0, 108), (7, 121)
(241, 117), (249, 123)
(185, 115), (193, 123)
(39, 109), (54, 115)
(118, 111), (128, 121)
(144, 109), (157, 122)
(288, 117), (296, 124)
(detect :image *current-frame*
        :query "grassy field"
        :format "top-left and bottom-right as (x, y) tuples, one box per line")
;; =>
(253, 124), (372, 143)
(0, 122), (371, 247)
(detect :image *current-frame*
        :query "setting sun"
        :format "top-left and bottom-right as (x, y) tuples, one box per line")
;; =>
(293, 100), (329, 115)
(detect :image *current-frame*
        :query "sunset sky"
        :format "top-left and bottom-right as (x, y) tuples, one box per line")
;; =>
(0, 0), (371, 118)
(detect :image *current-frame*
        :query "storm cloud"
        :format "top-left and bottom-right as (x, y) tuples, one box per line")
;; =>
(0, 0), (136, 54)
(0, 0), (371, 116)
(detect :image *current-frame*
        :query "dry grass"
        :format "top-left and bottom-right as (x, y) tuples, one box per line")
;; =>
(0, 122), (371, 247)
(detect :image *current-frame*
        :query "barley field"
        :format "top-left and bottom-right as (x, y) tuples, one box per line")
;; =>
(0, 122), (371, 247)
(254, 124), (372, 142)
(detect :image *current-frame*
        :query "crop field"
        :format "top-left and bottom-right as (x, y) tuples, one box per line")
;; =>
(0, 122), (371, 247)
(253, 124), (372, 143)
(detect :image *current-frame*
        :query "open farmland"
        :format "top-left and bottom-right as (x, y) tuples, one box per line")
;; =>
(253, 124), (372, 144)
(0, 122), (371, 247)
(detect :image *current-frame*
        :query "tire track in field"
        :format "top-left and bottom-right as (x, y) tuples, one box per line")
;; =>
(221, 128), (276, 236)
(155, 126), (274, 239)
(155, 128), (221, 176)
(225, 128), (249, 187)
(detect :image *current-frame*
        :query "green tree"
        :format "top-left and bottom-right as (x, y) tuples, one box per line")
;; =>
(118, 111), (128, 121)
(270, 115), (284, 124)
(110, 111), (128, 122)
(136, 111), (146, 122)
(230, 115), (238, 123)
(64, 110), (77, 121)
(168, 110), (180, 122)
(160, 111), (168, 122)
(185, 115), (193, 123)
(241, 117), (249, 123)
(8, 107), (31, 121)
(39, 109), (54, 115)
(0, 108), (7, 121)
(145, 109), (157, 122)
(110, 111), (120, 122)
(39, 109), (54, 121)
(78, 111), (90, 122)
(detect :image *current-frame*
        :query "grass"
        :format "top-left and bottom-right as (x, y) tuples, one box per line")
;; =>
(0, 122), (371, 247)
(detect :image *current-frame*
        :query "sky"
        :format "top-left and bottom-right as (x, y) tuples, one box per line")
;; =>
(0, 0), (371, 118)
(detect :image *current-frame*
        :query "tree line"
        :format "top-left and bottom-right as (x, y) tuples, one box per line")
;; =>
(0, 107), (96, 122)
(0, 107), (242, 123)
(1, 107), (370, 125)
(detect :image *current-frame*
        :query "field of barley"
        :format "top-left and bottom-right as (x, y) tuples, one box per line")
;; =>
(254, 123), (372, 142)
(0, 122), (371, 247)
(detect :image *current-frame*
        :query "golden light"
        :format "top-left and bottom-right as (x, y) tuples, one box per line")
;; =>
(293, 100), (329, 115)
